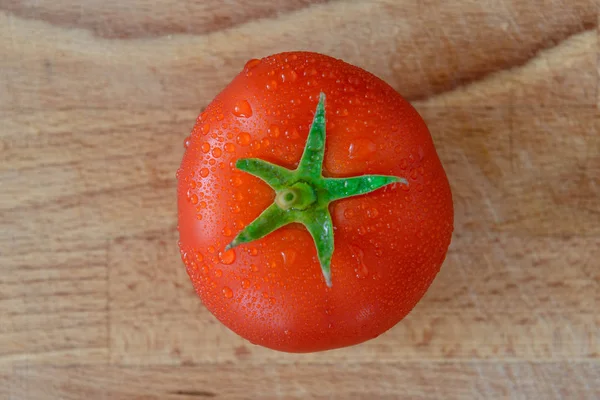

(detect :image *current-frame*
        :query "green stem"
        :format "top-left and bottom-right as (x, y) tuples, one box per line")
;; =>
(226, 92), (407, 287)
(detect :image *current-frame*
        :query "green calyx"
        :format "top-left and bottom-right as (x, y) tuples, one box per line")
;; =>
(226, 93), (407, 287)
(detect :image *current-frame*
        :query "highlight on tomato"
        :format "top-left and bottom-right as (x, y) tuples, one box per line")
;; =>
(177, 51), (454, 353)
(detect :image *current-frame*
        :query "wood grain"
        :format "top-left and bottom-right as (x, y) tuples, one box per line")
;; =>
(1, 0), (599, 398)
(2, 362), (599, 400)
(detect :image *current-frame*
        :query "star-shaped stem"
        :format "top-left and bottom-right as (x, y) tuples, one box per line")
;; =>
(226, 93), (407, 287)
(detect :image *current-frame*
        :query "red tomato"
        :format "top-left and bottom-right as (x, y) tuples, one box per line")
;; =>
(177, 52), (453, 353)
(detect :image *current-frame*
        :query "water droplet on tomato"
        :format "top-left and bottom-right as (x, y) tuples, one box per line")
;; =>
(212, 148), (222, 158)
(201, 265), (209, 274)
(236, 132), (251, 146)
(335, 108), (349, 117)
(230, 176), (242, 187)
(201, 142), (210, 153)
(200, 168), (209, 178)
(280, 69), (298, 83)
(350, 245), (369, 278)
(250, 263), (258, 272)
(189, 193), (198, 205)
(268, 124), (280, 138)
(183, 136), (191, 149)
(344, 208), (354, 219)
(244, 58), (261, 76)
(241, 279), (251, 289)
(348, 138), (376, 160)
(233, 100), (253, 118)
(222, 227), (232, 237)
(367, 208), (379, 218)
(219, 249), (236, 265)
(223, 286), (233, 298)
(214, 269), (223, 277)
(281, 249), (297, 266)
(202, 123), (210, 135)
(266, 80), (278, 91)
(225, 143), (235, 153)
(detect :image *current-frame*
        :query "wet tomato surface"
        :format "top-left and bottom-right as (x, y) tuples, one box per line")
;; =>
(177, 52), (453, 353)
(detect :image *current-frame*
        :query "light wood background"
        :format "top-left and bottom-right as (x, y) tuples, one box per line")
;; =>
(1, 0), (599, 399)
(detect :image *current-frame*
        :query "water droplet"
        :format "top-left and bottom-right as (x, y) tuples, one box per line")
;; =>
(241, 279), (251, 289)
(304, 67), (317, 76)
(223, 286), (233, 298)
(266, 80), (278, 91)
(268, 124), (280, 138)
(214, 269), (223, 277)
(236, 132), (251, 146)
(344, 208), (354, 219)
(233, 100), (253, 118)
(335, 108), (349, 117)
(280, 70), (298, 83)
(189, 193), (198, 205)
(219, 249), (236, 265)
(350, 245), (369, 278)
(222, 227), (232, 236)
(281, 249), (297, 266)
(244, 58), (261, 75)
(348, 138), (376, 160)
(201, 142), (210, 153)
(249, 248), (258, 256)
(250, 263), (259, 272)
(216, 114), (224, 121)
(230, 176), (243, 187)
(410, 169), (418, 180)
(202, 123), (210, 135)
(212, 148), (222, 158)
(225, 143), (235, 153)
(183, 136), (191, 149)
(200, 168), (209, 178)
(201, 265), (209, 274)
(367, 208), (379, 218)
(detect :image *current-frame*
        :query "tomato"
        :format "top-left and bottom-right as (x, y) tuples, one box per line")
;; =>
(177, 51), (453, 353)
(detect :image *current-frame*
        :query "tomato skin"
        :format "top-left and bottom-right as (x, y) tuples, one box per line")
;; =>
(177, 52), (453, 352)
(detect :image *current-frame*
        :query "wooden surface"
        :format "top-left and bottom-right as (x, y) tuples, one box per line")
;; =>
(1, 0), (599, 398)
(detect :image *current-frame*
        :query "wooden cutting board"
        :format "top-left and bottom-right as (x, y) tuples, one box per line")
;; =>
(1, 0), (599, 398)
